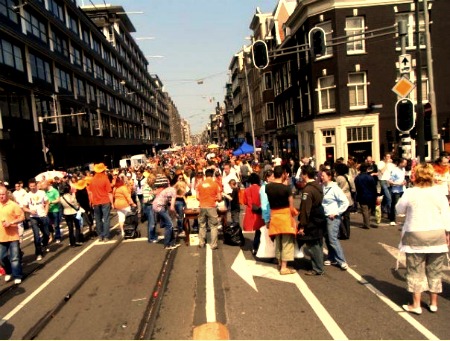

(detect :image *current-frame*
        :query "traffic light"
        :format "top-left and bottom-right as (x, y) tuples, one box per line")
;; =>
(252, 40), (269, 70)
(395, 98), (415, 132)
(309, 27), (326, 59)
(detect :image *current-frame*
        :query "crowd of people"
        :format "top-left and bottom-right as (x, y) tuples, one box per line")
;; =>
(0, 144), (448, 314)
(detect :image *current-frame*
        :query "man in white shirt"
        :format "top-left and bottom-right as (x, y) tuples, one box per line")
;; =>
(388, 158), (407, 226)
(23, 178), (50, 261)
(222, 162), (239, 204)
(378, 153), (395, 215)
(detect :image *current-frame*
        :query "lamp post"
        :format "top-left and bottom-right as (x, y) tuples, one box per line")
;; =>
(242, 50), (257, 161)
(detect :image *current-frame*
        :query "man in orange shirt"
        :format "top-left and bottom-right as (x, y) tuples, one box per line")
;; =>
(197, 169), (222, 249)
(0, 185), (25, 284)
(89, 163), (113, 241)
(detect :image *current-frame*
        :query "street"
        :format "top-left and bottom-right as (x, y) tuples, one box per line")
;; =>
(0, 199), (449, 340)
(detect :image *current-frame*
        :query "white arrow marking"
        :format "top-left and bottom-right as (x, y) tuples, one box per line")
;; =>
(379, 242), (450, 282)
(231, 250), (348, 340)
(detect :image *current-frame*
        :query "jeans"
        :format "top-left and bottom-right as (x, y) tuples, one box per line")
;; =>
(198, 207), (219, 249)
(304, 239), (324, 274)
(175, 199), (186, 233)
(64, 214), (81, 246)
(94, 203), (111, 239)
(324, 216), (347, 265)
(29, 216), (50, 256)
(0, 241), (22, 279)
(389, 192), (403, 222)
(48, 210), (62, 240)
(158, 208), (175, 247)
(144, 204), (157, 242)
(380, 180), (392, 213)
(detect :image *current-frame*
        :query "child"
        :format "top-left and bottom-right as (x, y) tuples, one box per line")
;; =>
(227, 179), (241, 226)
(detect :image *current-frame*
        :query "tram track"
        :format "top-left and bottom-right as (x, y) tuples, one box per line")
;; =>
(18, 228), (178, 340)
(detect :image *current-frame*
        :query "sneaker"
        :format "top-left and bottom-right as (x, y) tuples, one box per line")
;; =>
(55, 239), (61, 244)
(390, 222), (396, 226)
(324, 260), (337, 266)
(45, 247), (50, 252)
(164, 245), (175, 250)
(36, 255), (43, 261)
(4, 275), (11, 282)
(178, 231), (186, 238)
(14, 279), (22, 285)
(340, 262), (349, 270)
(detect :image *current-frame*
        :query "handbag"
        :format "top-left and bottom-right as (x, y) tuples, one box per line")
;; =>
(62, 195), (83, 220)
(251, 204), (262, 215)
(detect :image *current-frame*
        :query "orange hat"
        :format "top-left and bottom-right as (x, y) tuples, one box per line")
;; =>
(94, 163), (107, 173)
(73, 179), (87, 190)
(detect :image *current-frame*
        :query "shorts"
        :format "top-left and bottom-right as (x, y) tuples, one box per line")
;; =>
(117, 207), (131, 224)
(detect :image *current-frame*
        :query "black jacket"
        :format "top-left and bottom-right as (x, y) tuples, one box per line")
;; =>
(298, 180), (326, 241)
(354, 172), (377, 206)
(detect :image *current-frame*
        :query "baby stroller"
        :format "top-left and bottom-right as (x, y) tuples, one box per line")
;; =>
(123, 207), (140, 239)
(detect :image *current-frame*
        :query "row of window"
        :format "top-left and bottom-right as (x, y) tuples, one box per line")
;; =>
(0, 1), (158, 100)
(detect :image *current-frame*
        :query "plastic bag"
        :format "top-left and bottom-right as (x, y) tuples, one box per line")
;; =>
(256, 225), (275, 258)
(294, 240), (304, 258)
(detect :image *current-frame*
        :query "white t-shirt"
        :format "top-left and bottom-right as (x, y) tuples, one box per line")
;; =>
(13, 188), (27, 207)
(378, 161), (395, 181)
(222, 171), (239, 194)
(24, 190), (48, 218)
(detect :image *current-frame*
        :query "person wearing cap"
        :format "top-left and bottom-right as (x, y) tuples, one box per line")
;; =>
(89, 163), (113, 242)
(74, 179), (94, 236)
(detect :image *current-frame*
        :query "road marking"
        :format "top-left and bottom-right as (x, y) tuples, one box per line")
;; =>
(0, 223), (119, 327)
(231, 251), (347, 340)
(379, 242), (450, 282)
(345, 266), (439, 340)
(206, 244), (216, 323)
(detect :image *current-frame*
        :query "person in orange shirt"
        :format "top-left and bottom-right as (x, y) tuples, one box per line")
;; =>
(0, 185), (25, 284)
(197, 169), (222, 249)
(113, 177), (136, 237)
(89, 163), (113, 241)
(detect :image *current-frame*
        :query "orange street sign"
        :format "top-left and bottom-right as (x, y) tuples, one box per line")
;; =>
(392, 76), (415, 98)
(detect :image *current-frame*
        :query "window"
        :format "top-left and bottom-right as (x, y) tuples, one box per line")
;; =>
(82, 28), (91, 46)
(29, 53), (51, 82)
(83, 55), (93, 74)
(94, 63), (104, 81)
(56, 67), (72, 91)
(93, 38), (100, 54)
(395, 13), (425, 49)
(0, 40), (23, 71)
(52, 31), (69, 58)
(24, 11), (48, 44)
(346, 17), (365, 54)
(0, 0), (18, 23)
(48, 0), (65, 23)
(266, 102), (274, 120)
(264, 72), (272, 90)
(75, 77), (85, 97)
(316, 21), (332, 57)
(348, 72), (367, 109)
(347, 126), (373, 142)
(87, 83), (95, 103)
(68, 14), (79, 35)
(70, 45), (82, 67)
(317, 76), (336, 113)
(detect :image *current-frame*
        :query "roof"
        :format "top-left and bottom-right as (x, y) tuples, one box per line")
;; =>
(81, 4), (136, 33)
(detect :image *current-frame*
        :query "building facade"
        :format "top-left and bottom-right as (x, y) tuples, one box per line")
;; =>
(0, 0), (172, 183)
(226, 0), (450, 165)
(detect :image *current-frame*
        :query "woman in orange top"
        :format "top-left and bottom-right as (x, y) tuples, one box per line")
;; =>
(113, 177), (136, 237)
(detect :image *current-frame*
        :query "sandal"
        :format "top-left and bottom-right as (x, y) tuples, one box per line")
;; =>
(280, 268), (297, 275)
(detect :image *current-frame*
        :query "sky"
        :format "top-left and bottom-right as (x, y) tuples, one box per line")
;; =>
(86, 0), (277, 134)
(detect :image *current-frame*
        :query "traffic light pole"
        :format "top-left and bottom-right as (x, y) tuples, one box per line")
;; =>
(415, 0), (425, 161)
(423, 0), (439, 159)
(397, 20), (412, 160)
(243, 59), (257, 161)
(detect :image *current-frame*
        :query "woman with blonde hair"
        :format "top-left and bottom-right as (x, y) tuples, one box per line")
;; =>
(396, 163), (450, 314)
(113, 177), (136, 237)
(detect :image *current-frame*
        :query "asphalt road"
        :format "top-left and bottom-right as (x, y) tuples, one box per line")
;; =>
(0, 199), (448, 340)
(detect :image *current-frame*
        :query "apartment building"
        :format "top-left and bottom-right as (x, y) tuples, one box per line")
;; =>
(0, 0), (171, 182)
